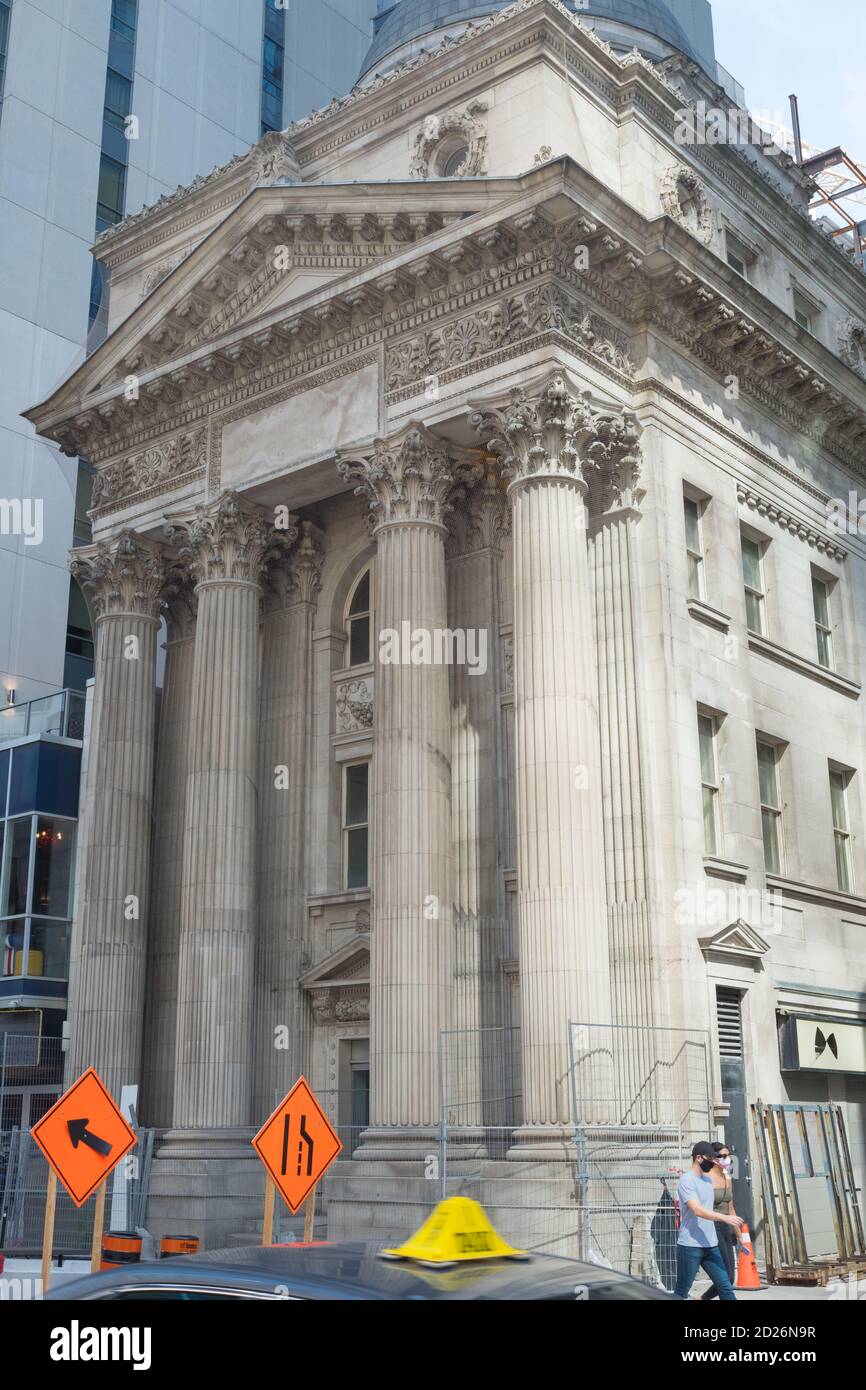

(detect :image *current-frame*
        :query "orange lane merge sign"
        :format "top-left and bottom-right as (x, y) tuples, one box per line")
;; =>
(31, 1068), (137, 1207)
(252, 1076), (342, 1213)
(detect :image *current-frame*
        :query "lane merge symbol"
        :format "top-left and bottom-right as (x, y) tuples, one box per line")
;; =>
(253, 1077), (342, 1213)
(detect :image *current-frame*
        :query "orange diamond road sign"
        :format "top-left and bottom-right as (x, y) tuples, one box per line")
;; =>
(30, 1068), (137, 1207)
(252, 1076), (342, 1213)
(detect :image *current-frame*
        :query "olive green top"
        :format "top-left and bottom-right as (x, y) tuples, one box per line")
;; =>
(713, 1179), (734, 1214)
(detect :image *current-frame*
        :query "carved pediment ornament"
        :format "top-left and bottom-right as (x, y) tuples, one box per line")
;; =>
(660, 165), (715, 245)
(411, 100), (488, 180)
(838, 317), (866, 381)
(335, 679), (373, 733)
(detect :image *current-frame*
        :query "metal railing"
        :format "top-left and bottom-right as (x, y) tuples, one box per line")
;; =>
(0, 689), (86, 743)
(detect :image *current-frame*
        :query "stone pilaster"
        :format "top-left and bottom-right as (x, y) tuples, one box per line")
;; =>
(338, 425), (468, 1151)
(254, 520), (323, 1116)
(166, 492), (289, 1130)
(587, 413), (661, 1122)
(66, 531), (164, 1096)
(473, 373), (611, 1141)
(445, 464), (511, 1126)
(141, 572), (197, 1127)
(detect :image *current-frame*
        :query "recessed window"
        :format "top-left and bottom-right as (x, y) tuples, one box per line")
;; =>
(103, 68), (132, 132)
(345, 566), (373, 668)
(110, 0), (137, 43)
(741, 533), (766, 635)
(757, 739), (783, 875)
(96, 153), (126, 226)
(726, 233), (752, 278)
(343, 762), (369, 891)
(698, 712), (720, 856)
(441, 145), (469, 177)
(793, 290), (817, 333)
(684, 492), (706, 599)
(830, 767), (854, 893)
(812, 573), (834, 670)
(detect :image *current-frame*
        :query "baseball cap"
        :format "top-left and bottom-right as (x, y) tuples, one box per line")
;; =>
(691, 1141), (718, 1160)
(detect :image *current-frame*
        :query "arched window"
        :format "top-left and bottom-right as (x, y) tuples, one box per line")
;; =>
(440, 143), (469, 177)
(345, 564), (373, 668)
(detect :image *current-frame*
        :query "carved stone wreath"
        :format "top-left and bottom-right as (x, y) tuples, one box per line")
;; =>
(660, 165), (714, 245)
(838, 317), (866, 380)
(410, 100), (488, 180)
(139, 252), (188, 301)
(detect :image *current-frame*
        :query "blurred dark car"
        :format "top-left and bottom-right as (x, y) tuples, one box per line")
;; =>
(46, 1241), (674, 1301)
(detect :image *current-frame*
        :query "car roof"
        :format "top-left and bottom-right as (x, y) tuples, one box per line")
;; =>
(49, 1240), (671, 1301)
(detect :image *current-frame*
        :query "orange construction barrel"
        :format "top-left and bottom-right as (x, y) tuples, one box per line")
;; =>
(101, 1231), (142, 1270)
(159, 1235), (200, 1259)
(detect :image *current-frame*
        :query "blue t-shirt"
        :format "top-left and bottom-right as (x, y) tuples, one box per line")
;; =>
(677, 1171), (718, 1248)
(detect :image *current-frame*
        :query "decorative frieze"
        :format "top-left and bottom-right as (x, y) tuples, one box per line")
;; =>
(91, 427), (207, 517)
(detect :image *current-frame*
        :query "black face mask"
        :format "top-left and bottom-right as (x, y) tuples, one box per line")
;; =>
(699, 1159), (715, 1173)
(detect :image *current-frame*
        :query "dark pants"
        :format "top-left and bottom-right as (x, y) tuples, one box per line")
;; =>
(674, 1242), (737, 1300)
(701, 1225), (737, 1299)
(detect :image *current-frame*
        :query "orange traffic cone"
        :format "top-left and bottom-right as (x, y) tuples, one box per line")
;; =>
(736, 1224), (762, 1290)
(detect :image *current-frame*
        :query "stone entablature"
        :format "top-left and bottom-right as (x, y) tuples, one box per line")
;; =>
(37, 170), (866, 508)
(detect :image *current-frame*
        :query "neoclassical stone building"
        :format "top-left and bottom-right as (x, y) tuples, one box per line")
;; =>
(28, 0), (866, 1247)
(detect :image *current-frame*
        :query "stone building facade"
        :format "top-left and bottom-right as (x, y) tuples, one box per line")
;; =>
(27, 0), (866, 1248)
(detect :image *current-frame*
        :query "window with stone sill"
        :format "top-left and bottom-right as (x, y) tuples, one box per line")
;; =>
(698, 710), (722, 857)
(740, 531), (767, 636)
(344, 564), (374, 669)
(829, 765), (854, 895)
(342, 761), (369, 892)
(811, 570), (836, 671)
(756, 738), (785, 876)
(683, 488), (708, 600)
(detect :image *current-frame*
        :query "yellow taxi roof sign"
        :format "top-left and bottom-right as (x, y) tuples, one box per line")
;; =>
(381, 1197), (527, 1266)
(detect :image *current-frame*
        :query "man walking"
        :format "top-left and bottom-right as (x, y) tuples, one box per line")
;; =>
(674, 1142), (745, 1300)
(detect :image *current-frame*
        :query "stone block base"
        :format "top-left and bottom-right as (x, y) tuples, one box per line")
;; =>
(144, 1128), (266, 1252)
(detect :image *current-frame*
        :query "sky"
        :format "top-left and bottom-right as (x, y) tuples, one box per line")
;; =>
(710, 0), (865, 160)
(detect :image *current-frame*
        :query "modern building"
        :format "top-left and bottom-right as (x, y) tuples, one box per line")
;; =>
(24, 0), (866, 1259)
(0, 0), (375, 712)
(0, 1), (376, 1126)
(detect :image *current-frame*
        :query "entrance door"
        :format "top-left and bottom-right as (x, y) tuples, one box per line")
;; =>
(716, 987), (755, 1227)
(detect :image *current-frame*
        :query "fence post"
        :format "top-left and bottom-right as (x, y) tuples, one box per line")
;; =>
(437, 1029), (447, 1202)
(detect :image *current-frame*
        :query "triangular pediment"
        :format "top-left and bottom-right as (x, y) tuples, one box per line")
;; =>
(25, 181), (503, 439)
(700, 919), (771, 961)
(299, 934), (369, 990)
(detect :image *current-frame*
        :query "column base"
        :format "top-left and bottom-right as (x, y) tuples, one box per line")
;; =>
(506, 1124), (577, 1161)
(145, 1128), (262, 1251)
(353, 1126), (442, 1162)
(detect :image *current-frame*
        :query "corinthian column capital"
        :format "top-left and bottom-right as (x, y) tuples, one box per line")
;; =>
(70, 529), (165, 623)
(165, 490), (289, 588)
(470, 372), (596, 492)
(337, 421), (470, 533)
(263, 520), (325, 612)
(585, 409), (644, 515)
(446, 459), (511, 558)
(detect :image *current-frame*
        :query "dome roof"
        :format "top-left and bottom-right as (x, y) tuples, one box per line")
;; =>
(360, 0), (701, 78)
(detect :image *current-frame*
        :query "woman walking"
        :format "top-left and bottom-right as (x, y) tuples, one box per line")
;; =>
(700, 1141), (740, 1299)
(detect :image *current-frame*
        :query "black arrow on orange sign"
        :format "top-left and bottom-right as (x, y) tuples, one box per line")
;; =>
(67, 1118), (112, 1158)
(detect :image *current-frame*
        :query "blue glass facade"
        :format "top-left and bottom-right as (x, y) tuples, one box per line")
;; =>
(0, 738), (82, 1005)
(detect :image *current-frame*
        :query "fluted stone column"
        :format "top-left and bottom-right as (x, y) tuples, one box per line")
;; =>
(67, 532), (164, 1096)
(473, 373), (611, 1143)
(167, 492), (285, 1132)
(254, 520), (322, 1117)
(446, 466), (510, 1127)
(339, 425), (467, 1152)
(587, 415), (661, 1123)
(141, 575), (197, 1127)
